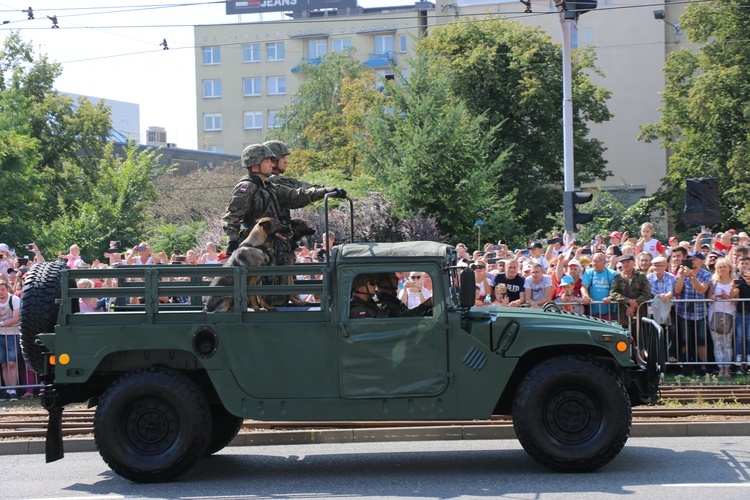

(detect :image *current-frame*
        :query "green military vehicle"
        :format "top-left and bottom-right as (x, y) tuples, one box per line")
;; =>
(20, 239), (662, 483)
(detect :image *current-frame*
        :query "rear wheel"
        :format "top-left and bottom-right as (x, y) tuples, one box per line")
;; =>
(20, 262), (68, 373)
(512, 356), (631, 472)
(94, 367), (211, 483)
(204, 404), (244, 456)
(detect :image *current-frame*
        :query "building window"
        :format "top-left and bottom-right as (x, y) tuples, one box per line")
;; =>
(204, 113), (222, 131)
(332, 38), (351, 53)
(268, 110), (279, 128)
(202, 79), (221, 98)
(206, 145), (224, 153)
(242, 43), (261, 63)
(243, 77), (262, 96)
(307, 38), (327, 59)
(244, 111), (263, 130)
(267, 42), (285, 61)
(398, 34), (407, 53)
(374, 35), (394, 54)
(202, 46), (221, 65)
(147, 129), (167, 144)
(267, 76), (286, 95)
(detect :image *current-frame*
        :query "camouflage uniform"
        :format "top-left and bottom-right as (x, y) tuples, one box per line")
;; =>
(349, 295), (384, 319)
(221, 175), (327, 245)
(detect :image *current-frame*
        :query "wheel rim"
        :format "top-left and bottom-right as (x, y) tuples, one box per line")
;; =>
(544, 389), (601, 444)
(125, 400), (179, 454)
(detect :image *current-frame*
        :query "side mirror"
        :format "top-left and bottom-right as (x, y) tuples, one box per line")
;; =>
(459, 267), (476, 309)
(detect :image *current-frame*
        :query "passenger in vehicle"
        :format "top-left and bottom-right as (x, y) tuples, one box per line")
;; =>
(375, 273), (432, 317)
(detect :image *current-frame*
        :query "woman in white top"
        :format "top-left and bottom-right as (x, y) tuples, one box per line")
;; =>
(198, 242), (219, 265)
(708, 258), (739, 376)
(399, 272), (432, 309)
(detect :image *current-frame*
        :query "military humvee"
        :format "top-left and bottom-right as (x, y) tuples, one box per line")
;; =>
(20, 237), (662, 483)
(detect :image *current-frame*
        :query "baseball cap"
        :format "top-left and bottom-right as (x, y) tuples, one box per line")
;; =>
(652, 256), (668, 264)
(688, 251), (706, 260)
(607, 231), (622, 240)
(619, 254), (635, 262)
(579, 255), (591, 264)
(522, 263), (533, 272)
(567, 259), (581, 267)
(560, 275), (575, 286)
(528, 242), (543, 249)
(0, 243), (9, 252)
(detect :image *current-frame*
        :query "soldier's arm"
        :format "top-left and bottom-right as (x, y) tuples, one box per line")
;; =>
(276, 184), (328, 209)
(221, 181), (253, 242)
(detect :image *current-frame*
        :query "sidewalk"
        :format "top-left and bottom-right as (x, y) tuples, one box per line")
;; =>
(3, 420), (750, 456)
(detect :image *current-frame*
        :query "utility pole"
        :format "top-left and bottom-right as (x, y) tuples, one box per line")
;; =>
(556, 1), (597, 239)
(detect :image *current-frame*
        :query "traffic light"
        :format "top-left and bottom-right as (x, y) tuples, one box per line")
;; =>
(563, 190), (594, 233)
(564, 1), (597, 20)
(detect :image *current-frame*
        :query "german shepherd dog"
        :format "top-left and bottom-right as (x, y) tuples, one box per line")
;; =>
(286, 218), (316, 306)
(204, 217), (292, 312)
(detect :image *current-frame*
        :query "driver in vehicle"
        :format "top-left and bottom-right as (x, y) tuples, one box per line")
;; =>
(349, 274), (384, 319)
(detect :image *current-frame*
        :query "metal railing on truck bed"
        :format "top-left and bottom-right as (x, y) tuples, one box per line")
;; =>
(57, 264), (331, 325)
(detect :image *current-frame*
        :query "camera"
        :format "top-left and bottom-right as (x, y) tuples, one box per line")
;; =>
(612, 246), (622, 256)
(580, 248), (592, 255)
(23, 244), (33, 251)
(548, 237), (564, 245)
(110, 241), (121, 250)
(17, 257), (29, 266)
(485, 252), (496, 259)
(490, 244), (501, 251)
(315, 248), (327, 261)
(683, 258), (693, 269)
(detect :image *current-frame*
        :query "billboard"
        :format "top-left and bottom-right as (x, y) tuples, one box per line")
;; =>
(227, 0), (358, 15)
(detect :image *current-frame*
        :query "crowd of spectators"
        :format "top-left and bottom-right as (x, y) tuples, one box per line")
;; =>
(462, 223), (750, 377)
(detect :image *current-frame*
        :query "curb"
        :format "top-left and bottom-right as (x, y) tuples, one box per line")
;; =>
(3, 421), (750, 456)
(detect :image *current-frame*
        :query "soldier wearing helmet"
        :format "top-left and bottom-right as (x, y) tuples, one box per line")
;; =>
(221, 144), (343, 255)
(264, 140), (323, 191)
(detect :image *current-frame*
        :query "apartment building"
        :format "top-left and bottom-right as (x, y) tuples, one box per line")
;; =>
(195, 1), (687, 199)
(194, 3), (436, 154)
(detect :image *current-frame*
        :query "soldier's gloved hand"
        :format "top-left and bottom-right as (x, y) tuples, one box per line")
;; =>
(226, 240), (240, 255)
(326, 187), (347, 199)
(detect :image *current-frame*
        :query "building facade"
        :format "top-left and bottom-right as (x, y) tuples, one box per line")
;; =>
(194, 1), (688, 199)
(194, 3), (435, 154)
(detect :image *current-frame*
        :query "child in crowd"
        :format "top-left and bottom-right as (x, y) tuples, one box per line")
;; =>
(637, 222), (667, 259)
(556, 275), (583, 314)
(60, 244), (85, 269)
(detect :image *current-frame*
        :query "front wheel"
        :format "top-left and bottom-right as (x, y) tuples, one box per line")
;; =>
(512, 356), (632, 472)
(94, 367), (211, 483)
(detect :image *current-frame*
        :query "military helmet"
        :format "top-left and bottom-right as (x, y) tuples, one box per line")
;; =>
(352, 274), (378, 290)
(263, 140), (291, 158)
(241, 144), (276, 168)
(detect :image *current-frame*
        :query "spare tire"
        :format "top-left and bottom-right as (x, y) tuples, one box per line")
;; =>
(20, 262), (68, 374)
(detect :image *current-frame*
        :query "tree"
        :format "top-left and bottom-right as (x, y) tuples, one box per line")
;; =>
(418, 16), (612, 234)
(639, 1), (750, 234)
(0, 32), (112, 248)
(40, 144), (162, 263)
(357, 54), (523, 244)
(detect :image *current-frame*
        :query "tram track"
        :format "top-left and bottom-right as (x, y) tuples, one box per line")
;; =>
(2, 386), (750, 440)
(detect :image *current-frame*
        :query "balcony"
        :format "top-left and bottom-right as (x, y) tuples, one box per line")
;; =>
(363, 51), (396, 68)
(291, 56), (324, 73)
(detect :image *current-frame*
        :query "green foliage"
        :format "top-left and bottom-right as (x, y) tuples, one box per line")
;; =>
(639, 1), (750, 232)
(357, 54), (523, 243)
(549, 186), (664, 243)
(0, 32), (114, 253)
(418, 16), (612, 235)
(274, 52), (369, 151)
(40, 144), (161, 263)
(148, 222), (208, 256)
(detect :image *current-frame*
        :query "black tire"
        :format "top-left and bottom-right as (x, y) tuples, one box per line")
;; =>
(94, 367), (211, 483)
(512, 356), (632, 472)
(204, 404), (244, 456)
(20, 262), (68, 373)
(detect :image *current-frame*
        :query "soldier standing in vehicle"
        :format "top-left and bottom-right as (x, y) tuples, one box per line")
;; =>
(221, 144), (345, 255)
(264, 140), (323, 193)
(349, 274), (384, 319)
